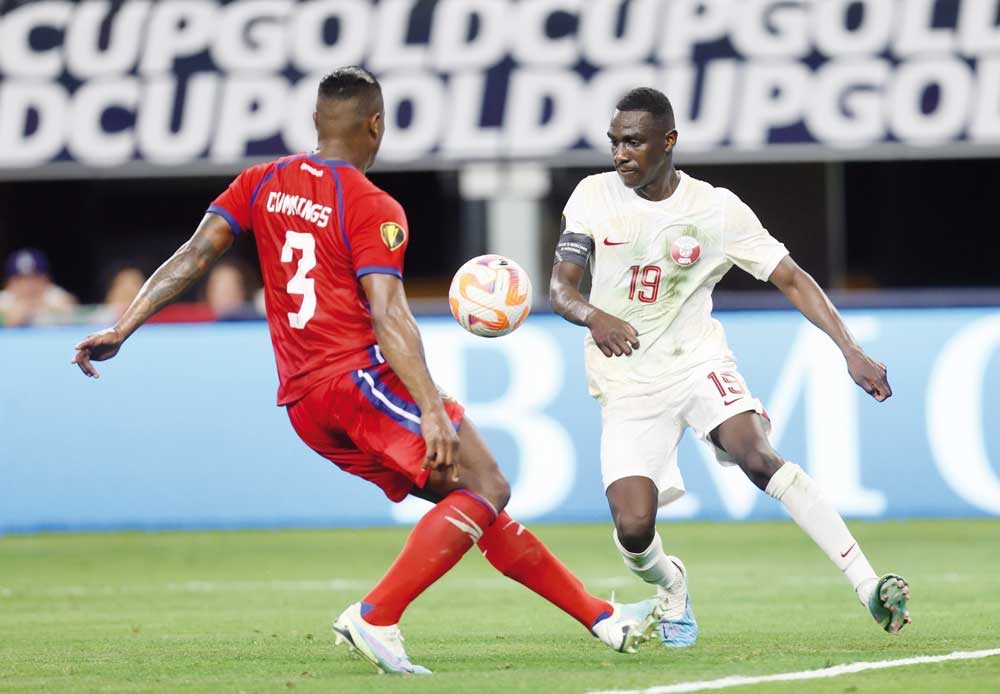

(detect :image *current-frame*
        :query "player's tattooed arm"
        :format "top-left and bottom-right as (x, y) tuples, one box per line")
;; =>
(769, 255), (892, 402)
(118, 214), (234, 336)
(361, 273), (460, 476)
(550, 257), (640, 358)
(72, 213), (234, 378)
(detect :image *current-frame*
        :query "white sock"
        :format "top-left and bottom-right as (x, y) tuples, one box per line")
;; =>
(613, 529), (679, 589)
(766, 462), (878, 606)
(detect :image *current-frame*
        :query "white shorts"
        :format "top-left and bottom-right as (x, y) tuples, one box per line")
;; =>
(599, 358), (770, 507)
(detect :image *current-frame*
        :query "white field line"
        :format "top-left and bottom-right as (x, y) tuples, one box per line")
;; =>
(4, 573), (970, 599)
(19, 572), (967, 599)
(0, 575), (633, 598)
(589, 649), (1000, 694)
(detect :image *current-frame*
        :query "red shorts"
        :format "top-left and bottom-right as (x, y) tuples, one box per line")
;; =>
(286, 361), (465, 502)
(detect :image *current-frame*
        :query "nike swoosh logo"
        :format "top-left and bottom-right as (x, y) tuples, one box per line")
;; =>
(840, 543), (857, 558)
(603, 239), (628, 246)
(723, 397), (744, 406)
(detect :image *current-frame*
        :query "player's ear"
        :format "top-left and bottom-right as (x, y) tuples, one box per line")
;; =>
(312, 111), (319, 130)
(665, 129), (678, 153)
(368, 111), (383, 141)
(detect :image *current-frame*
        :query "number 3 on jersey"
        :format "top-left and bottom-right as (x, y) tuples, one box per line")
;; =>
(281, 231), (316, 329)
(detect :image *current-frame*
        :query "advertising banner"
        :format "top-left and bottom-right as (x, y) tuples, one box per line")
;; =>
(2, 0), (999, 178)
(3, 308), (999, 532)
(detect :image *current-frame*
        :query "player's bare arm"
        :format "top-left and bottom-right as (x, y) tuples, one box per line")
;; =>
(769, 255), (891, 402)
(72, 213), (234, 378)
(360, 273), (459, 475)
(550, 259), (639, 357)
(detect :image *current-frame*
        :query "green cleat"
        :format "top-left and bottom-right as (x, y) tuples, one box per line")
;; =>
(868, 574), (912, 635)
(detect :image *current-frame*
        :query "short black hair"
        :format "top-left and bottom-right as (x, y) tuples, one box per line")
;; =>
(318, 66), (382, 110)
(616, 87), (675, 131)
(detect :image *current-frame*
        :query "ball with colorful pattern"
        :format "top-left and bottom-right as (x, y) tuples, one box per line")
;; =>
(448, 254), (532, 337)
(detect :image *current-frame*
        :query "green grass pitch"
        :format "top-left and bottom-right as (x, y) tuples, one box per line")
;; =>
(2, 519), (998, 693)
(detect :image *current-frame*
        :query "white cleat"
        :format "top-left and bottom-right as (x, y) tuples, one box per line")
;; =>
(332, 603), (432, 675)
(592, 595), (666, 654)
(657, 556), (698, 647)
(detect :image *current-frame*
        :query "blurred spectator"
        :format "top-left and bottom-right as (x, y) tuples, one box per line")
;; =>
(0, 249), (78, 327)
(254, 287), (267, 316)
(90, 265), (146, 324)
(106, 266), (145, 306)
(206, 258), (261, 321)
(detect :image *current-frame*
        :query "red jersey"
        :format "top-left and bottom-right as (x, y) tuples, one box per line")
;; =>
(208, 153), (409, 405)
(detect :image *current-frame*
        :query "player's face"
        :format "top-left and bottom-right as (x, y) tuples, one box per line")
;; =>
(607, 111), (676, 190)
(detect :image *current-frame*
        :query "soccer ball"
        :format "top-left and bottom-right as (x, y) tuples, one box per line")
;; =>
(448, 255), (532, 337)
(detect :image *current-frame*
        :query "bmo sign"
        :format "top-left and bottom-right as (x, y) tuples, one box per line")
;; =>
(2, 308), (999, 532)
(1, 0), (999, 177)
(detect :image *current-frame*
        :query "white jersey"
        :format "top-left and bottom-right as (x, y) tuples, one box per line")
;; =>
(561, 170), (789, 400)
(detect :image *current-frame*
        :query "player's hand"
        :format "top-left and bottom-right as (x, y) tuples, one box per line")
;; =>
(421, 408), (460, 481)
(846, 348), (892, 402)
(587, 309), (640, 357)
(72, 327), (126, 378)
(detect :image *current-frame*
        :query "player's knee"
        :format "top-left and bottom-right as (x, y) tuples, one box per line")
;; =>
(489, 472), (511, 513)
(458, 445), (510, 512)
(474, 463), (510, 513)
(739, 447), (783, 489)
(614, 512), (657, 553)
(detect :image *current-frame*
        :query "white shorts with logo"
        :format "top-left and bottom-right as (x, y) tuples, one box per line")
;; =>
(599, 358), (770, 507)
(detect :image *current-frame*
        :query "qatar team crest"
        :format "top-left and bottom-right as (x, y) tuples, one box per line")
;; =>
(380, 222), (406, 251)
(671, 235), (701, 267)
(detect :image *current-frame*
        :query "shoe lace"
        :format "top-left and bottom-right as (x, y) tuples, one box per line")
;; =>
(380, 625), (408, 658)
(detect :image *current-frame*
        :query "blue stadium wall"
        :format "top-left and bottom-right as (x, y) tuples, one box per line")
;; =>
(3, 308), (1000, 533)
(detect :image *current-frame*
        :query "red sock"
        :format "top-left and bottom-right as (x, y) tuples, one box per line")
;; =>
(361, 490), (497, 626)
(477, 512), (613, 630)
